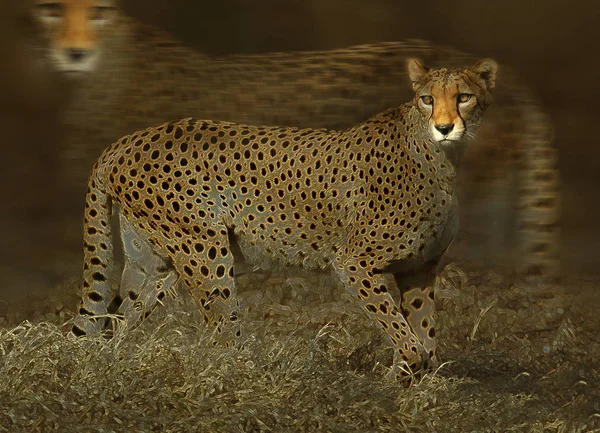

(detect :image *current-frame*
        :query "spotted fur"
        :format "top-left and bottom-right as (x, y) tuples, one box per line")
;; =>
(72, 59), (497, 376)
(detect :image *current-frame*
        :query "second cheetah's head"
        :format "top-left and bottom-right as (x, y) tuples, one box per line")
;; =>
(29, 0), (119, 76)
(407, 58), (498, 145)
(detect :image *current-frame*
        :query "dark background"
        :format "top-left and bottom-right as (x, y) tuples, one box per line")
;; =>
(0, 0), (598, 306)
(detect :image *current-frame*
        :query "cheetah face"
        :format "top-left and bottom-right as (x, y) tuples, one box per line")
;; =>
(30, 0), (117, 75)
(407, 58), (498, 145)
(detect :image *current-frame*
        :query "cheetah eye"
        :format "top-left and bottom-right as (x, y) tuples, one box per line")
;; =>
(458, 93), (472, 103)
(90, 6), (115, 21)
(420, 95), (433, 106)
(36, 2), (64, 18)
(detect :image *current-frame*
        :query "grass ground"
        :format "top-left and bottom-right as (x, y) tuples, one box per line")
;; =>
(0, 264), (598, 432)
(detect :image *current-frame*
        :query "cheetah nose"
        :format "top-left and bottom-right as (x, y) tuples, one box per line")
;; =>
(435, 124), (454, 136)
(68, 49), (87, 62)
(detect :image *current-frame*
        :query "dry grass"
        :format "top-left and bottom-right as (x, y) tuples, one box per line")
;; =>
(1, 265), (599, 432)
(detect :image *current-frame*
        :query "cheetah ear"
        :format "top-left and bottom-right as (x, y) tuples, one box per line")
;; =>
(407, 58), (429, 91)
(473, 59), (498, 91)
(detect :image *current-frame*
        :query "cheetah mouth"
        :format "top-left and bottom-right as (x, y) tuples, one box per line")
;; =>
(438, 138), (458, 145)
(63, 68), (89, 74)
(62, 69), (91, 79)
(438, 132), (467, 144)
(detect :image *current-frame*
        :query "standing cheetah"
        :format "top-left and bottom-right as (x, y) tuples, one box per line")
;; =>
(72, 58), (497, 375)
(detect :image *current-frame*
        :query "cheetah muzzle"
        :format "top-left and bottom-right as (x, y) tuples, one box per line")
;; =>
(72, 57), (498, 378)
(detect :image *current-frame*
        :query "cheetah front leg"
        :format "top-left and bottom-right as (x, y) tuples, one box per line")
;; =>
(393, 260), (440, 370)
(334, 257), (428, 378)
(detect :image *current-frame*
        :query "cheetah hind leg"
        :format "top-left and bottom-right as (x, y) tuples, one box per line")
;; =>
(165, 223), (241, 349)
(118, 214), (179, 331)
(395, 262), (439, 371)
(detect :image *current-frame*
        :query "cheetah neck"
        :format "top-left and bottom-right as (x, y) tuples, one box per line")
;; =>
(439, 140), (467, 170)
(402, 104), (458, 193)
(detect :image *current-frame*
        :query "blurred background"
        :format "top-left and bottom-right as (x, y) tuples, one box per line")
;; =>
(0, 0), (598, 308)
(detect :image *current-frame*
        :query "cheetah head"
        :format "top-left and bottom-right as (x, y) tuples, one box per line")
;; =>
(29, 0), (118, 76)
(407, 58), (498, 144)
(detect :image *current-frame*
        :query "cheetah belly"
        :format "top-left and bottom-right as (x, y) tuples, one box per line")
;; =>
(234, 231), (337, 274)
(235, 235), (292, 273)
(386, 193), (459, 275)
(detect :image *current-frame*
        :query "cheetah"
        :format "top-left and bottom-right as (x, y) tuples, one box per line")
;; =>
(19, 0), (558, 280)
(72, 58), (498, 376)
